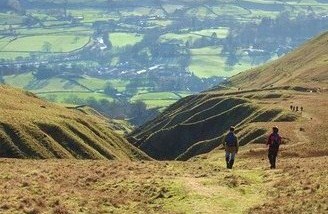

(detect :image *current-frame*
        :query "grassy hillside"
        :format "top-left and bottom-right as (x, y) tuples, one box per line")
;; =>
(129, 88), (304, 160)
(228, 31), (328, 89)
(0, 85), (149, 160)
(0, 91), (327, 213)
(129, 32), (328, 160)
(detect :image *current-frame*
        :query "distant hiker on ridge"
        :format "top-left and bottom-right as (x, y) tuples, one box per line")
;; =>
(224, 126), (239, 169)
(267, 126), (282, 169)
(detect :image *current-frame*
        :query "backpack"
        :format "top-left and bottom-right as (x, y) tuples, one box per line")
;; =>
(225, 132), (237, 147)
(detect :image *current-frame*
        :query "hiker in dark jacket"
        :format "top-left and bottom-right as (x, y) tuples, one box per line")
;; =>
(267, 126), (282, 169)
(224, 126), (239, 169)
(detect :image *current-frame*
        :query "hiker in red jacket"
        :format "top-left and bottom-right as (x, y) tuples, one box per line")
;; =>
(267, 126), (282, 169)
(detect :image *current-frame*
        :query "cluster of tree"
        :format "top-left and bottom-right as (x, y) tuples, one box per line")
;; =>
(31, 63), (95, 80)
(0, 0), (25, 14)
(0, 64), (32, 76)
(32, 64), (59, 79)
(63, 95), (159, 126)
(103, 82), (118, 96)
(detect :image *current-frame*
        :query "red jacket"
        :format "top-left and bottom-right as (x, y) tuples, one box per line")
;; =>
(267, 133), (281, 148)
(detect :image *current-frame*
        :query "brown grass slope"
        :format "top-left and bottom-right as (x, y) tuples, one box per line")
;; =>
(0, 85), (150, 160)
(228, 31), (328, 89)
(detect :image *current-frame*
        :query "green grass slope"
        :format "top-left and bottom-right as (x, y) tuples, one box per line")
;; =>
(0, 85), (150, 160)
(129, 90), (298, 160)
(228, 31), (328, 89)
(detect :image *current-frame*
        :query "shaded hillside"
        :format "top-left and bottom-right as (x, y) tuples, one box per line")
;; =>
(129, 90), (299, 160)
(228, 31), (328, 89)
(0, 85), (149, 160)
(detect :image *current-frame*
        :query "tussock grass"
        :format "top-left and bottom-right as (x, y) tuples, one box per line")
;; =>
(0, 158), (269, 214)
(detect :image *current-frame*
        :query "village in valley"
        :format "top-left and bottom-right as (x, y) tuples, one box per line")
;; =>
(1, 0), (328, 125)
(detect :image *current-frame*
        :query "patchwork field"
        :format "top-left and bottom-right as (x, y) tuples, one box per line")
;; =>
(2, 73), (190, 109)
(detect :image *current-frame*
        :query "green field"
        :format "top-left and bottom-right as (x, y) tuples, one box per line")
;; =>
(211, 5), (250, 16)
(109, 32), (143, 47)
(3, 73), (190, 108)
(159, 28), (228, 44)
(17, 26), (92, 36)
(186, 7), (216, 19)
(38, 91), (114, 103)
(69, 9), (120, 22)
(246, 9), (280, 19)
(131, 91), (192, 108)
(3, 73), (35, 89)
(148, 19), (174, 27)
(0, 12), (24, 25)
(190, 27), (229, 39)
(120, 7), (152, 16)
(77, 77), (129, 92)
(189, 47), (256, 78)
(0, 35), (89, 52)
(3, 73), (116, 104)
(159, 33), (202, 43)
(3, 73), (88, 92)
(189, 47), (226, 78)
(3, 72), (119, 93)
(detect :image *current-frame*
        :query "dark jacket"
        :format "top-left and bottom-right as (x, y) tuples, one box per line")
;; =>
(224, 132), (239, 153)
(267, 133), (281, 150)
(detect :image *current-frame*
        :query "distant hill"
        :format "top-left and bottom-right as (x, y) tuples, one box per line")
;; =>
(0, 85), (150, 160)
(128, 32), (328, 160)
(228, 31), (328, 90)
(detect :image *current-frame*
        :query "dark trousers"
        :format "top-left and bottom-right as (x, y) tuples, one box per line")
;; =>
(268, 147), (279, 168)
(225, 151), (236, 169)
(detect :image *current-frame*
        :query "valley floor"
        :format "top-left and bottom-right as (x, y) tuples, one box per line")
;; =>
(0, 154), (327, 214)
